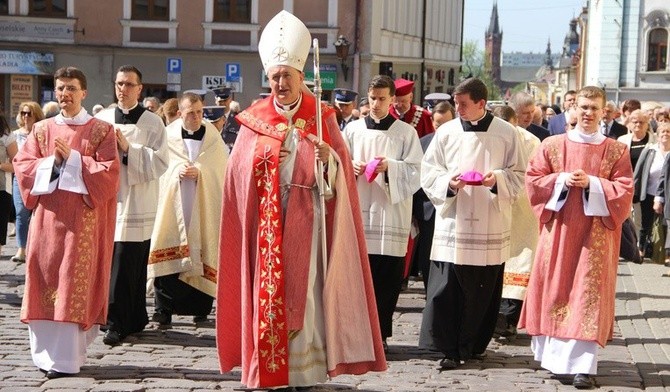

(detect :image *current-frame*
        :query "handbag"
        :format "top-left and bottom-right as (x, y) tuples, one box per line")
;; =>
(651, 214), (666, 264)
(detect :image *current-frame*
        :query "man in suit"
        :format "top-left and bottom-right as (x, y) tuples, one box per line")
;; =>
(601, 101), (628, 139)
(547, 90), (577, 135)
(508, 92), (550, 142)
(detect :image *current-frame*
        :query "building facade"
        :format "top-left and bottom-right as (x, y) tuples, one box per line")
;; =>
(584, 0), (670, 104)
(0, 0), (463, 121)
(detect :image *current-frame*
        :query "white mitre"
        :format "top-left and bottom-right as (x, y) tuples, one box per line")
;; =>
(258, 10), (311, 72)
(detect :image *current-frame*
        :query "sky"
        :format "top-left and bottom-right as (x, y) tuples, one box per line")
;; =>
(463, 0), (587, 54)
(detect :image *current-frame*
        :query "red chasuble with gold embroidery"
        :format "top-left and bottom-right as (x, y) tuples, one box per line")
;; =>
(14, 118), (119, 330)
(519, 135), (633, 347)
(216, 93), (386, 388)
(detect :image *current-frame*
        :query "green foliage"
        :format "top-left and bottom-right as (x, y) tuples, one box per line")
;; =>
(460, 40), (502, 100)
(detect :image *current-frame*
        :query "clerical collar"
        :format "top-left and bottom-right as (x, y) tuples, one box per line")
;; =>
(115, 103), (145, 125)
(182, 124), (206, 141)
(118, 102), (138, 114)
(461, 112), (493, 132)
(365, 113), (396, 130)
(567, 128), (606, 145)
(273, 95), (302, 120)
(55, 108), (92, 125)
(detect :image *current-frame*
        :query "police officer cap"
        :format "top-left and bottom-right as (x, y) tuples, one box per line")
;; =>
(183, 89), (208, 100)
(334, 88), (358, 104)
(202, 106), (225, 122)
(212, 87), (232, 100)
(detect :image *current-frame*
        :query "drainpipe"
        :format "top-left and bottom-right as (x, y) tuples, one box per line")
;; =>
(420, 0), (427, 102)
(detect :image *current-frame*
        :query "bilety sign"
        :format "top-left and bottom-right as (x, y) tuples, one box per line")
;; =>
(0, 50), (54, 75)
(202, 75), (243, 93)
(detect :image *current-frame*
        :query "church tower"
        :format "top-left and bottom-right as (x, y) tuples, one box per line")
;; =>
(545, 38), (554, 70)
(485, 1), (502, 86)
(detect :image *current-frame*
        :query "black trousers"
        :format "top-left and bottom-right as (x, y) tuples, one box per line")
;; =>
(0, 191), (11, 245)
(419, 261), (504, 361)
(107, 240), (151, 337)
(154, 274), (213, 317)
(499, 298), (523, 327)
(369, 254), (405, 339)
(639, 196), (655, 256)
(414, 216), (436, 289)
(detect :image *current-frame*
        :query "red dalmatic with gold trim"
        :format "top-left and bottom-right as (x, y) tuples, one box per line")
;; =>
(519, 135), (633, 347)
(14, 118), (120, 330)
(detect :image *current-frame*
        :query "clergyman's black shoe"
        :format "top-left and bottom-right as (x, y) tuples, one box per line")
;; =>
(151, 312), (172, 327)
(46, 370), (74, 379)
(102, 329), (121, 346)
(193, 315), (208, 324)
(438, 357), (459, 370)
(573, 373), (596, 389)
(471, 352), (487, 360)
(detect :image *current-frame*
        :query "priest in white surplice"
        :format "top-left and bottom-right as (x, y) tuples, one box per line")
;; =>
(95, 65), (169, 346)
(419, 78), (525, 370)
(343, 74), (423, 353)
(490, 105), (541, 340)
(148, 92), (227, 326)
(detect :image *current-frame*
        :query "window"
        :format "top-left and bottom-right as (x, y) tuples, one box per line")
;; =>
(132, 0), (169, 21)
(213, 0), (250, 23)
(29, 0), (66, 17)
(0, 1), (8, 15)
(648, 28), (668, 71)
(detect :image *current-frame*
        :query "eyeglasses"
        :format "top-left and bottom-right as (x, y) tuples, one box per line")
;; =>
(115, 82), (139, 89)
(55, 85), (81, 93)
(20, 111), (32, 117)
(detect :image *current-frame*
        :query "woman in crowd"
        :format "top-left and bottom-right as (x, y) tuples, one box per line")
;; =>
(619, 110), (655, 176)
(0, 112), (17, 256)
(634, 121), (670, 261)
(11, 102), (44, 262)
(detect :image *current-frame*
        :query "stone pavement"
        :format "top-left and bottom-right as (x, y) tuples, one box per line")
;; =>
(1, 232), (669, 391)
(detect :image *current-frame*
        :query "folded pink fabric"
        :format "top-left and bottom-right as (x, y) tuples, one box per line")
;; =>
(459, 170), (484, 185)
(365, 158), (382, 183)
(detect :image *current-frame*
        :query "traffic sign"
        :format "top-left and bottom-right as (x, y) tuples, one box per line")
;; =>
(167, 58), (182, 73)
(226, 63), (240, 82)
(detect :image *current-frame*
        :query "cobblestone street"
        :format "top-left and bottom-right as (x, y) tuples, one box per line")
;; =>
(1, 236), (669, 391)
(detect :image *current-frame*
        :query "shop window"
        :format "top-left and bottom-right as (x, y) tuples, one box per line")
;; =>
(213, 0), (250, 23)
(132, 0), (169, 21)
(29, 0), (66, 18)
(647, 28), (668, 71)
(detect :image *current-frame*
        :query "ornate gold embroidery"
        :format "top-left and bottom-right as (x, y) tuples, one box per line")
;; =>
(34, 122), (48, 157)
(294, 118), (306, 130)
(203, 263), (217, 283)
(238, 111), (286, 138)
(255, 143), (287, 375)
(148, 245), (190, 264)
(579, 140), (626, 339)
(550, 302), (571, 325)
(41, 287), (57, 309)
(85, 121), (111, 155)
(503, 272), (530, 287)
(68, 206), (96, 323)
(545, 137), (564, 173)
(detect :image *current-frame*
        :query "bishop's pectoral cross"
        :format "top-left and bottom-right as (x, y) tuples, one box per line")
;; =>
(464, 211), (479, 228)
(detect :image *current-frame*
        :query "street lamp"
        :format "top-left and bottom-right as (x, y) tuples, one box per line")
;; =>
(334, 35), (351, 82)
